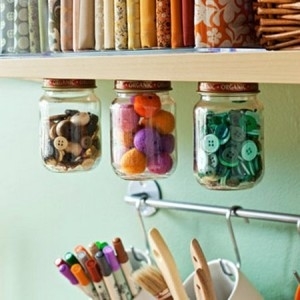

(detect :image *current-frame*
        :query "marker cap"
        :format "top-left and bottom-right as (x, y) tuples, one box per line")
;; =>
(103, 246), (120, 272)
(95, 251), (112, 276)
(71, 264), (90, 286)
(59, 264), (78, 285)
(112, 237), (128, 264)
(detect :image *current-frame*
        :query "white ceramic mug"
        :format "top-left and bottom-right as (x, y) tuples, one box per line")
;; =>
(184, 259), (264, 300)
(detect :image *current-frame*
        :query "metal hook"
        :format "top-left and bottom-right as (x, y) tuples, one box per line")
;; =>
(225, 206), (244, 269)
(297, 220), (300, 234)
(135, 194), (152, 258)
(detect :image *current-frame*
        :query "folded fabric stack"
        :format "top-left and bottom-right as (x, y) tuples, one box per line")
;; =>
(0, 0), (195, 54)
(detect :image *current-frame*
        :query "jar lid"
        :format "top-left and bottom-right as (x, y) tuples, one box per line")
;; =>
(114, 80), (172, 91)
(43, 79), (96, 89)
(198, 82), (259, 93)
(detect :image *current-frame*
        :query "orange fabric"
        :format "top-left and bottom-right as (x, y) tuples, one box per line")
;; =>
(171, 0), (183, 48)
(182, 0), (194, 47)
(194, 0), (256, 47)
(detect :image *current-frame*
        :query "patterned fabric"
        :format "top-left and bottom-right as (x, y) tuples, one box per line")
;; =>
(28, 0), (40, 52)
(127, 0), (141, 49)
(140, 0), (156, 47)
(0, 0), (14, 53)
(95, 0), (104, 50)
(182, 0), (194, 47)
(72, 0), (79, 50)
(14, 0), (30, 53)
(194, 0), (257, 47)
(60, 0), (72, 51)
(48, 0), (60, 51)
(114, 0), (127, 49)
(156, 0), (171, 48)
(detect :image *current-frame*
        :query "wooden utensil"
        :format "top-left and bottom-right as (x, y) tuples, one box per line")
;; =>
(190, 238), (216, 300)
(148, 228), (189, 300)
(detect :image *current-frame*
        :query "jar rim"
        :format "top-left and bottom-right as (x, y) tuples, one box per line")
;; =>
(43, 79), (97, 89)
(198, 82), (259, 93)
(114, 80), (172, 91)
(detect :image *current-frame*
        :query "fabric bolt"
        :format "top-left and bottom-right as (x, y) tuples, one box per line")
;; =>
(72, 0), (79, 50)
(0, 0), (14, 53)
(38, 0), (49, 53)
(28, 0), (40, 53)
(14, 0), (30, 53)
(114, 0), (128, 49)
(95, 0), (104, 50)
(182, 0), (194, 47)
(156, 0), (171, 48)
(78, 0), (94, 50)
(170, 0), (183, 48)
(194, 0), (257, 47)
(103, 0), (114, 49)
(127, 0), (141, 49)
(48, 0), (61, 51)
(140, 0), (156, 48)
(60, 0), (72, 51)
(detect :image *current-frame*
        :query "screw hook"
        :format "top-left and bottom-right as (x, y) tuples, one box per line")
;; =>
(225, 206), (243, 269)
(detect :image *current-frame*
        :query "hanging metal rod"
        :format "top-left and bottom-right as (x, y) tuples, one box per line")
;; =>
(124, 191), (300, 232)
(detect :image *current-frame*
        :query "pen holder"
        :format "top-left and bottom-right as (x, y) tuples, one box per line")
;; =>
(183, 259), (263, 300)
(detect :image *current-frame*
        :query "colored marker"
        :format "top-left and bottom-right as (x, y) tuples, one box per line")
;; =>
(64, 252), (80, 266)
(71, 263), (100, 300)
(59, 264), (79, 285)
(76, 250), (91, 274)
(54, 258), (66, 267)
(95, 241), (109, 250)
(113, 237), (140, 296)
(88, 242), (100, 257)
(95, 250), (121, 299)
(86, 258), (110, 300)
(103, 245), (133, 300)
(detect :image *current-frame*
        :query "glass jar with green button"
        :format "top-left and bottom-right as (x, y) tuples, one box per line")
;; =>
(39, 79), (101, 172)
(193, 82), (264, 190)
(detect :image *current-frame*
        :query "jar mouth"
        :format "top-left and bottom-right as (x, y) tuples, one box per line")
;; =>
(198, 82), (259, 93)
(43, 79), (97, 89)
(114, 80), (172, 91)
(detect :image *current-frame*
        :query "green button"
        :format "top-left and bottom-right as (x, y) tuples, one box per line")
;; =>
(219, 147), (239, 167)
(201, 134), (220, 153)
(241, 140), (258, 161)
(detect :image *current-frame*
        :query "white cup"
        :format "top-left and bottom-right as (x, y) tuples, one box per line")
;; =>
(183, 259), (264, 300)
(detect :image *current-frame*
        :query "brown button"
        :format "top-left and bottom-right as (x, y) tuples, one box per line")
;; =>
(65, 142), (82, 156)
(54, 136), (68, 150)
(80, 136), (93, 149)
(81, 158), (95, 170)
(49, 123), (58, 140)
(70, 112), (90, 126)
(56, 120), (76, 140)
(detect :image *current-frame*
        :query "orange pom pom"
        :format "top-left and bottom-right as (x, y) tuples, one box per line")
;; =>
(120, 148), (147, 174)
(134, 93), (161, 117)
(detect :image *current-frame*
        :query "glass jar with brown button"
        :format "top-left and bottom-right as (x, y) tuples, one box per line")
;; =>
(39, 79), (101, 172)
(193, 82), (264, 190)
(110, 80), (177, 180)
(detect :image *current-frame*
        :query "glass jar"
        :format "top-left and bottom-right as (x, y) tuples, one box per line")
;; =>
(111, 80), (176, 180)
(39, 79), (101, 172)
(193, 82), (264, 190)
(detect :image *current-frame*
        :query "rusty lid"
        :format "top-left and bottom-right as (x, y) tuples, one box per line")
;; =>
(43, 79), (96, 89)
(114, 80), (172, 91)
(198, 82), (259, 93)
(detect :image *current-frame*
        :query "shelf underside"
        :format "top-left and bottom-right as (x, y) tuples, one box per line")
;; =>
(0, 49), (299, 84)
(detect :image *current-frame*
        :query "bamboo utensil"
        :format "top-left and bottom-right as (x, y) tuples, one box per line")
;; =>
(148, 228), (189, 300)
(190, 239), (216, 300)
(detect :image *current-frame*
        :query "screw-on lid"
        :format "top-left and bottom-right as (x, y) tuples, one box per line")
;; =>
(43, 79), (96, 89)
(114, 80), (172, 91)
(198, 82), (259, 93)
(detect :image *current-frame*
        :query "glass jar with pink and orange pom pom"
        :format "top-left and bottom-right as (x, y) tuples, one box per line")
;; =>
(110, 80), (177, 180)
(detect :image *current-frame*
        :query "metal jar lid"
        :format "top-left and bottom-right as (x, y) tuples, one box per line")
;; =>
(198, 82), (259, 93)
(43, 79), (97, 89)
(114, 80), (172, 91)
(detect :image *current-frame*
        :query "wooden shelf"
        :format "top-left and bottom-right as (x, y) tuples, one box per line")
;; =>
(0, 49), (299, 84)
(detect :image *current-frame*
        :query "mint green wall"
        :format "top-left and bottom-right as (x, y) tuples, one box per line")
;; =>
(0, 79), (299, 300)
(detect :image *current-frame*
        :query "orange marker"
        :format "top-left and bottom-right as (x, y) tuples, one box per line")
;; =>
(71, 264), (99, 299)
